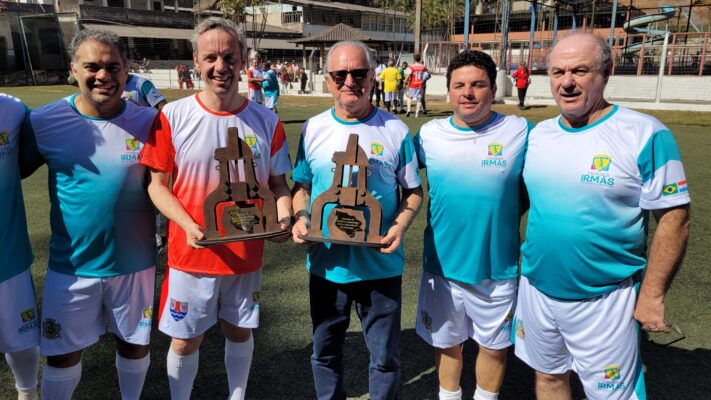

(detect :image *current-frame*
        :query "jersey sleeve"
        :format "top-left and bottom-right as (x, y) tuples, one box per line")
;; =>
(396, 133), (421, 189)
(139, 111), (175, 173)
(269, 120), (292, 176)
(140, 80), (166, 108)
(19, 107), (46, 178)
(413, 129), (426, 169)
(291, 125), (312, 184)
(636, 129), (690, 210)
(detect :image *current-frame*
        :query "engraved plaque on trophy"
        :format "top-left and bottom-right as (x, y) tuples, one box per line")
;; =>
(302, 133), (385, 248)
(197, 127), (284, 245)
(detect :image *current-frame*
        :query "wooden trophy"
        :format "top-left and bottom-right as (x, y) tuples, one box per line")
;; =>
(197, 127), (284, 246)
(302, 133), (385, 248)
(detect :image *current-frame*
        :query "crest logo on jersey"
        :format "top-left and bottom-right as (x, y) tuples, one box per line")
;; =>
(481, 141), (507, 168)
(598, 365), (626, 391)
(663, 180), (687, 196)
(18, 309), (39, 335)
(244, 133), (258, 149)
(138, 306), (153, 329)
(21, 309), (35, 323)
(0, 132), (9, 146)
(580, 154), (615, 187)
(170, 299), (188, 322)
(488, 142), (503, 157)
(371, 142), (384, 156)
(590, 154), (612, 172)
(125, 139), (142, 152)
(42, 318), (62, 339)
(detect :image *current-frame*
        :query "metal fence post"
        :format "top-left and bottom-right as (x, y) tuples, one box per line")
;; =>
(655, 31), (670, 103)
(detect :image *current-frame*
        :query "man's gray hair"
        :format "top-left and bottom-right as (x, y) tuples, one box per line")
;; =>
(192, 17), (247, 59)
(70, 29), (127, 66)
(547, 32), (612, 76)
(323, 40), (376, 73)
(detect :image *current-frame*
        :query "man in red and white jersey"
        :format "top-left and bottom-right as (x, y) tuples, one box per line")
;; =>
(405, 53), (428, 118)
(140, 17), (292, 400)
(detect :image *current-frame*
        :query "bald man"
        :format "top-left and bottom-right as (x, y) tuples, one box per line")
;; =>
(513, 32), (691, 400)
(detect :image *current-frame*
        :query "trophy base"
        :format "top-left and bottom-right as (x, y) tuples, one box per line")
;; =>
(197, 230), (288, 246)
(301, 235), (387, 248)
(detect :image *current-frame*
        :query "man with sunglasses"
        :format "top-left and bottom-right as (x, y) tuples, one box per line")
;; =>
(291, 40), (423, 400)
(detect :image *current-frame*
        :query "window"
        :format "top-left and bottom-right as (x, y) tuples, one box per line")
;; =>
(153, 1), (162, 10)
(107, 0), (124, 7)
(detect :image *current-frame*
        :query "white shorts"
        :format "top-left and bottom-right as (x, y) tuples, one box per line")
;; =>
(0, 269), (40, 353)
(265, 94), (278, 110)
(514, 276), (645, 400)
(248, 89), (263, 104)
(41, 267), (156, 356)
(416, 271), (516, 350)
(383, 91), (396, 102)
(408, 88), (423, 100)
(158, 268), (261, 339)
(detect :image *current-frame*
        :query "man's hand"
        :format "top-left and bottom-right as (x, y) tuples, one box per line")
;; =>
(269, 216), (293, 243)
(379, 223), (404, 254)
(184, 222), (206, 249)
(634, 293), (669, 333)
(292, 215), (309, 244)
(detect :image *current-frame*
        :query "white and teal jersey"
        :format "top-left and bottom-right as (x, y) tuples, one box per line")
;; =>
(522, 105), (690, 300)
(292, 107), (421, 283)
(0, 94), (33, 282)
(26, 95), (158, 278)
(415, 113), (531, 285)
(123, 74), (165, 108)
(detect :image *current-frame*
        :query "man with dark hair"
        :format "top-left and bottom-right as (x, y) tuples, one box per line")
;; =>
(514, 32), (690, 400)
(140, 17), (292, 400)
(291, 40), (422, 400)
(0, 93), (40, 400)
(405, 54), (428, 117)
(414, 50), (531, 400)
(23, 29), (158, 400)
(511, 62), (530, 109)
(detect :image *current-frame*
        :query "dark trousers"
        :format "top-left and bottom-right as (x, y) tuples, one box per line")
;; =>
(310, 274), (402, 400)
(517, 87), (528, 107)
(370, 82), (383, 107)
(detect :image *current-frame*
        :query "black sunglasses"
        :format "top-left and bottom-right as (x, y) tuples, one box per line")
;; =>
(328, 69), (370, 84)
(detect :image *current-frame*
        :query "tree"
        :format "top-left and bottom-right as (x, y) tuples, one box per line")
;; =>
(375, 0), (465, 40)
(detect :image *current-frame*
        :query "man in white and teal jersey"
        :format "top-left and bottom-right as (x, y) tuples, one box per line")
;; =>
(414, 50), (530, 400)
(0, 94), (40, 400)
(291, 40), (422, 400)
(514, 32), (691, 400)
(123, 73), (166, 109)
(22, 30), (158, 400)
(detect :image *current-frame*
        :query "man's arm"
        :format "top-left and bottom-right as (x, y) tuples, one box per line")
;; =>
(268, 173), (293, 242)
(147, 169), (205, 249)
(291, 182), (312, 244)
(634, 204), (691, 332)
(379, 186), (423, 254)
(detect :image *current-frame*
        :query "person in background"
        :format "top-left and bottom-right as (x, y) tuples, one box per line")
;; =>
(512, 62), (530, 109)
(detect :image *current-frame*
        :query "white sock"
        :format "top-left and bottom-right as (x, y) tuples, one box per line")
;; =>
(416, 101), (422, 118)
(439, 386), (462, 400)
(406, 97), (412, 113)
(41, 362), (82, 400)
(224, 335), (254, 400)
(6, 347), (39, 400)
(167, 348), (199, 400)
(474, 384), (499, 400)
(115, 353), (150, 400)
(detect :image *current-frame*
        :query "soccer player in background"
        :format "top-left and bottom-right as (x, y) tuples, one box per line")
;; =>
(405, 54), (428, 118)
(291, 40), (423, 400)
(414, 50), (531, 400)
(0, 93), (41, 400)
(379, 59), (402, 113)
(22, 30), (158, 400)
(140, 17), (292, 400)
(514, 32), (691, 400)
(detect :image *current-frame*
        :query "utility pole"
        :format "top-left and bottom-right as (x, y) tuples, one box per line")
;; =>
(415, 0), (422, 54)
(495, 0), (511, 101)
(464, 0), (470, 50)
